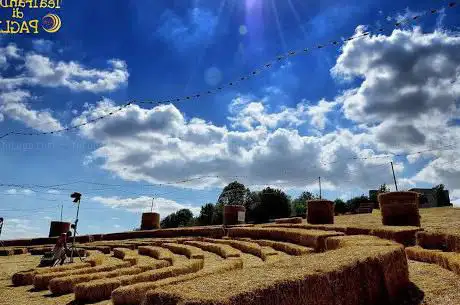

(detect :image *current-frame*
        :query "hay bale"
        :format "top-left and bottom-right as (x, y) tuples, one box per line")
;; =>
(307, 200), (334, 224)
(416, 231), (448, 250)
(80, 245), (111, 254)
(346, 226), (372, 235)
(204, 239), (278, 261)
(123, 256), (138, 266)
(86, 254), (105, 267)
(33, 262), (131, 291)
(29, 247), (52, 255)
(143, 245), (409, 305)
(237, 238), (314, 256)
(0, 248), (14, 256)
(118, 259), (203, 286)
(75, 260), (203, 303)
(137, 246), (175, 264)
(52, 260), (169, 296)
(73, 259), (204, 302)
(224, 205), (246, 225)
(11, 263), (92, 286)
(183, 241), (241, 258)
(378, 192), (421, 226)
(228, 227), (344, 251)
(446, 233), (460, 252)
(274, 217), (303, 224)
(262, 223), (348, 233)
(13, 248), (28, 255)
(371, 226), (422, 246)
(112, 258), (243, 305)
(405, 246), (460, 275)
(113, 248), (132, 259)
(141, 212), (160, 230)
(326, 235), (398, 250)
(101, 226), (224, 241)
(160, 243), (204, 259)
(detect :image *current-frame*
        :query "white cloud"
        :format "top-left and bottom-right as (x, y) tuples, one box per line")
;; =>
(333, 28), (460, 128)
(0, 95), (63, 132)
(0, 43), (129, 133)
(91, 195), (201, 217)
(73, 98), (396, 192)
(47, 189), (60, 194)
(4, 188), (35, 195)
(228, 95), (310, 130)
(329, 27), (460, 197)
(24, 55), (129, 93)
(306, 99), (338, 130)
(32, 39), (53, 53)
(69, 27), (460, 199)
(1, 218), (41, 239)
(0, 43), (20, 68)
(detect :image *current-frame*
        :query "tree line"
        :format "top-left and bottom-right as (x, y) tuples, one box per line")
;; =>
(161, 181), (378, 228)
(160, 181), (452, 228)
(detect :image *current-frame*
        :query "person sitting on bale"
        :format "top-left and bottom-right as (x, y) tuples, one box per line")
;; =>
(52, 231), (71, 265)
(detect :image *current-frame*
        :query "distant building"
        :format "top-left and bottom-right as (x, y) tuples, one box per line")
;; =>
(409, 188), (450, 208)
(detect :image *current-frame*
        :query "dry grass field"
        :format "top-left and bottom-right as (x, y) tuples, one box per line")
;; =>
(0, 207), (459, 305)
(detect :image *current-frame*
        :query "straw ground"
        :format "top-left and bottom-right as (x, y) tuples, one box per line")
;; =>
(2, 207), (460, 305)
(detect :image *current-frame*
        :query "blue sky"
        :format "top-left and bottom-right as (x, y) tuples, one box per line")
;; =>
(1, 0), (460, 239)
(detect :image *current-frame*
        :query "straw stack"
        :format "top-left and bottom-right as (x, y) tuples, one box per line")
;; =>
(307, 200), (334, 224)
(378, 192), (421, 226)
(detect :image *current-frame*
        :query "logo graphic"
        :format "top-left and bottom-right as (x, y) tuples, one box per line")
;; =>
(42, 13), (61, 33)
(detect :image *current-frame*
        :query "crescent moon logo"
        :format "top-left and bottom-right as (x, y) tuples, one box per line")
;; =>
(42, 13), (62, 33)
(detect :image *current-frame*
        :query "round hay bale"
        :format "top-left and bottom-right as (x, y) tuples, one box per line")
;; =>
(224, 205), (246, 226)
(141, 213), (160, 230)
(378, 191), (421, 227)
(48, 221), (71, 237)
(307, 200), (334, 224)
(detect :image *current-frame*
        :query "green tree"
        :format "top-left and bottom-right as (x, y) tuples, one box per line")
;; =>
(245, 191), (261, 223)
(379, 184), (390, 193)
(160, 213), (177, 228)
(334, 199), (347, 215)
(370, 184), (390, 208)
(251, 187), (291, 223)
(197, 203), (215, 226)
(346, 195), (369, 213)
(217, 181), (251, 207)
(160, 209), (194, 228)
(434, 184), (451, 207)
(291, 191), (316, 217)
(212, 202), (224, 225)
